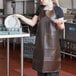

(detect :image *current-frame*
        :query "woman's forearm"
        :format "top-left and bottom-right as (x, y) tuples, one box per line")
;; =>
(14, 14), (38, 27)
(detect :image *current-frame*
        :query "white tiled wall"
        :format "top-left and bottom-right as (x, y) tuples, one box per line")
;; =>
(7, 1), (13, 14)
(6, 0), (34, 14)
(0, 0), (3, 25)
(59, 0), (76, 9)
(59, 0), (72, 9)
(0, 0), (3, 9)
(73, 0), (76, 9)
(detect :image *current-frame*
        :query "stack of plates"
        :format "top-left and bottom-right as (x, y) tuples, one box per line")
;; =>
(5, 15), (21, 29)
(4, 15), (22, 34)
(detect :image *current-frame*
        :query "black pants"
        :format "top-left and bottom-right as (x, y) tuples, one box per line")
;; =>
(38, 72), (59, 76)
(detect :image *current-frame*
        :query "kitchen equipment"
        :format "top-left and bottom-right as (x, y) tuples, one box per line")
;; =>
(4, 15), (22, 34)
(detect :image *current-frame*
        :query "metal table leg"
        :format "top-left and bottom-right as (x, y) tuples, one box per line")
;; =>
(6, 37), (24, 76)
(7, 38), (9, 76)
(21, 37), (24, 76)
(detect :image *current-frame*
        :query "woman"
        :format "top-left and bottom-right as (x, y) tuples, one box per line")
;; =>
(14, 0), (65, 76)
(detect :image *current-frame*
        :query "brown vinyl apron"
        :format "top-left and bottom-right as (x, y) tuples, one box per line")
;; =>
(32, 15), (61, 73)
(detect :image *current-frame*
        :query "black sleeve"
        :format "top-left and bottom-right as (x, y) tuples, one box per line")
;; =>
(54, 6), (64, 19)
(35, 5), (45, 16)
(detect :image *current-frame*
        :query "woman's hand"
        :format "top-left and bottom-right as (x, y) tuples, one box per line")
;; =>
(51, 17), (66, 30)
(13, 14), (22, 18)
(53, 17), (66, 30)
(56, 22), (65, 30)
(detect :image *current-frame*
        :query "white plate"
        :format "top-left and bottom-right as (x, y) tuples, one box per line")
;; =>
(55, 18), (67, 23)
(4, 15), (21, 29)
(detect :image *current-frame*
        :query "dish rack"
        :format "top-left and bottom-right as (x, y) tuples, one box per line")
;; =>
(0, 26), (22, 35)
